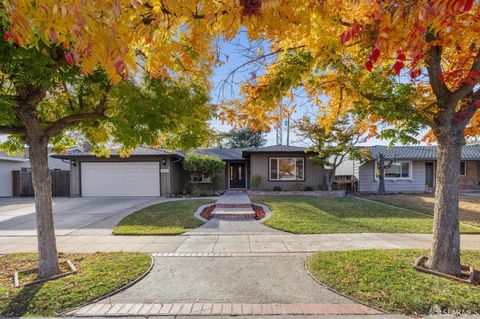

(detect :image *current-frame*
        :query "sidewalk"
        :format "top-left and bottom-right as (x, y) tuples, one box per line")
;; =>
(1, 233), (479, 254)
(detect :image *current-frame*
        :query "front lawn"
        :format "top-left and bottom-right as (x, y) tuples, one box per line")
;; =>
(251, 195), (479, 233)
(306, 249), (480, 315)
(362, 194), (480, 228)
(113, 199), (214, 235)
(0, 252), (151, 317)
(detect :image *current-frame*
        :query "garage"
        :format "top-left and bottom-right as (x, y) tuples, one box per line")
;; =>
(81, 162), (160, 197)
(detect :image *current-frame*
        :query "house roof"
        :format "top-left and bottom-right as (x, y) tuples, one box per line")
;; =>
(194, 148), (245, 160)
(0, 151), (29, 162)
(52, 146), (183, 159)
(52, 144), (310, 161)
(242, 145), (307, 154)
(363, 144), (480, 160)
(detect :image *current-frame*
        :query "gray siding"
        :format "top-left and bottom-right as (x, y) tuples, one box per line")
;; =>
(160, 157), (171, 196)
(70, 161), (80, 197)
(248, 152), (325, 191)
(358, 160), (426, 193)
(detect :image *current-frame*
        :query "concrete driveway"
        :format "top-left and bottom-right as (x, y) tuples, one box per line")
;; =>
(0, 197), (164, 236)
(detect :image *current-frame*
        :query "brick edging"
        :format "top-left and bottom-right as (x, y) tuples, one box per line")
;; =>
(70, 302), (381, 316)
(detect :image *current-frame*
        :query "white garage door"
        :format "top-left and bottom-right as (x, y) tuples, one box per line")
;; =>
(81, 162), (160, 196)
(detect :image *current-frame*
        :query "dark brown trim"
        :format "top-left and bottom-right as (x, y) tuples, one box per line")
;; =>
(267, 156), (306, 182)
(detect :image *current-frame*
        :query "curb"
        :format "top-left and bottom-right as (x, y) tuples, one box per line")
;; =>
(61, 253), (155, 317)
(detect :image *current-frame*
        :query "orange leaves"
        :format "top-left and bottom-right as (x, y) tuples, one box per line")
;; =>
(339, 0), (478, 82)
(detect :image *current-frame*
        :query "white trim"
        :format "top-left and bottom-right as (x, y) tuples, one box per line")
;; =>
(269, 157), (305, 181)
(374, 160), (413, 181)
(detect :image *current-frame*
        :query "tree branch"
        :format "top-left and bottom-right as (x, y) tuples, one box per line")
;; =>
(450, 48), (480, 103)
(426, 42), (451, 102)
(44, 85), (112, 138)
(0, 125), (27, 135)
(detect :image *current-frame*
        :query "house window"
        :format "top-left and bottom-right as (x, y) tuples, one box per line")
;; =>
(191, 173), (211, 183)
(269, 157), (305, 181)
(460, 161), (466, 176)
(376, 161), (411, 179)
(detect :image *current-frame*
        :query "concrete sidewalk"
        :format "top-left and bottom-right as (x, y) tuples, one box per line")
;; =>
(1, 233), (479, 254)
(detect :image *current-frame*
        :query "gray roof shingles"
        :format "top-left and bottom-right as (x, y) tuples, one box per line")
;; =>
(53, 144), (308, 161)
(52, 146), (183, 159)
(363, 145), (480, 160)
(242, 145), (306, 154)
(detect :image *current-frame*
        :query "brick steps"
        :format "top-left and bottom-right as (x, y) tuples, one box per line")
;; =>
(70, 302), (381, 316)
(211, 207), (256, 219)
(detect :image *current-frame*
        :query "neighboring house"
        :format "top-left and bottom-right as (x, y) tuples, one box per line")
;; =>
(0, 150), (70, 197)
(355, 145), (480, 193)
(53, 145), (326, 197)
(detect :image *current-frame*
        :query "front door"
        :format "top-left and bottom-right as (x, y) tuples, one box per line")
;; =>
(229, 163), (246, 188)
(425, 162), (434, 188)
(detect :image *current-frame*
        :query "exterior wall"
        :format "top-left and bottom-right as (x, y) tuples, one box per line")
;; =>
(358, 160), (426, 193)
(459, 160), (479, 190)
(160, 157), (171, 196)
(0, 160), (30, 196)
(48, 156), (71, 170)
(170, 159), (188, 195)
(69, 161), (80, 197)
(248, 152), (325, 191)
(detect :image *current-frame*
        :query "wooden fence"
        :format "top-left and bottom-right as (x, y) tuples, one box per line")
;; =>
(12, 170), (70, 197)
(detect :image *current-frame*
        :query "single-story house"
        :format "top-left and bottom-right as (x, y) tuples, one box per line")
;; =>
(353, 145), (480, 193)
(0, 150), (70, 197)
(53, 145), (326, 197)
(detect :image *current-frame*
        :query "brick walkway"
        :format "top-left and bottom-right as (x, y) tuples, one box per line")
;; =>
(69, 302), (381, 316)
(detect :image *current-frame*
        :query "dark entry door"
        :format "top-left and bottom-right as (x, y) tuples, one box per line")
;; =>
(425, 162), (434, 188)
(230, 163), (246, 188)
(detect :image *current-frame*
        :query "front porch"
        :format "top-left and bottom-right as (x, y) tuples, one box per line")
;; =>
(425, 160), (480, 191)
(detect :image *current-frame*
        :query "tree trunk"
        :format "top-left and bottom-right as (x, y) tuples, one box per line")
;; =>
(29, 138), (61, 278)
(377, 154), (386, 195)
(427, 135), (462, 275)
(325, 169), (333, 192)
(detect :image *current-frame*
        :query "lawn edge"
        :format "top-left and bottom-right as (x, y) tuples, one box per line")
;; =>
(59, 253), (154, 317)
(112, 199), (215, 236)
(304, 252), (387, 315)
(353, 196), (480, 232)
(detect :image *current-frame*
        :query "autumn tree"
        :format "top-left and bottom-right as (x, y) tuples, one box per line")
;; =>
(0, 2), (214, 277)
(219, 0), (479, 276)
(8, 0), (479, 276)
(296, 115), (365, 192)
(221, 127), (267, 148)
(337, 0), (480, 275)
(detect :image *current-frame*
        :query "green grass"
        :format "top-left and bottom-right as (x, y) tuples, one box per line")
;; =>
(251, 195), (479, 234)
(0, 252), (151, 317)
(113, 199), (214, 235)
(307, 249), (480, 315)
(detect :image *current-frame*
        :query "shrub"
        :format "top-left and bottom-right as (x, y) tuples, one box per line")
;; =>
(292, 182), (303, 191)
(251, 175), (262, 188)
(317, 184), (328, 191)
(183, 152), (225, 193)
(273, 185), (282, 192)
(303, 185), (314, 191)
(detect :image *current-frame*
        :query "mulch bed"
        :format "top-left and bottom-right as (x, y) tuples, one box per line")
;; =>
(200, 203), (267, 220)
(414, 255), (479, 285)
(251, 204), (266, 220)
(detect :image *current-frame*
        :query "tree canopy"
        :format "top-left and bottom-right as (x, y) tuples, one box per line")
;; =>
(220, 127), (267, 148)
